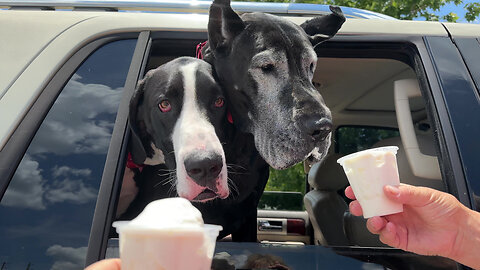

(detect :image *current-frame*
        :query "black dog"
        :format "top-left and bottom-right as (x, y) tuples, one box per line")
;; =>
(203, 0), (345, 169)
(119, 57), (269, 242)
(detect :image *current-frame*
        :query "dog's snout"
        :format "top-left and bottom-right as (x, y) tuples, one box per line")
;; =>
(304, 117), (332, 141)
(184, 154), (223, 186)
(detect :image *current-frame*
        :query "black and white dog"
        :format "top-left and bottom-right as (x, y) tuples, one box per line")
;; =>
(119, 57), (269, 241)
(128, 57), (229, 202)
(203, 0), (345, 169)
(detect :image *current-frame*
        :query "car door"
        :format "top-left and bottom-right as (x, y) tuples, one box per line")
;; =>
(0, 30), (143, 269)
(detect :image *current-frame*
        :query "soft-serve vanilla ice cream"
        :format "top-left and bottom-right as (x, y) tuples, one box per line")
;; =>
(337, 146), (403, 218)
(112, 198), (222, 270)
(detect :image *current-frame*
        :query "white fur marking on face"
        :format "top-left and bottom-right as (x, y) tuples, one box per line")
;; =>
(143, 142), (165, 165)
(171, 62), (228, 200)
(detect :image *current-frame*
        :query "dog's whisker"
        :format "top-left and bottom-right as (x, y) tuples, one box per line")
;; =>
(153, 171), (177, 189)
(226, 163), (247, 170)
(227, 177), (240, 200)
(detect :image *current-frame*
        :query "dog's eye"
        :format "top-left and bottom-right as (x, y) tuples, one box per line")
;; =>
(214, 97), (224, 108)
(309, 62), (315, 73)
(261, 63), (275, 72)
(159, 100), (171, 112)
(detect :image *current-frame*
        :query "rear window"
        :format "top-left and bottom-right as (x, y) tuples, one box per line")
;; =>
(336, 126), (400, 155)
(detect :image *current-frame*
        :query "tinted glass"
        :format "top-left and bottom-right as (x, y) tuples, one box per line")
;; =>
(336, 126), (400, 155)
(258, 191), (304, 211)
(0, 39), (136, 270)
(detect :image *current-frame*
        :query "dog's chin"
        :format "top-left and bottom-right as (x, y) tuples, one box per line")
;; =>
(305, 146), (325, 164)
(258, 134), (331, 170)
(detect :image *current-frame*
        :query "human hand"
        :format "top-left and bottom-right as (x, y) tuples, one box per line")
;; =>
(345, 184), (469, 259)
(85, 259), (121, 270)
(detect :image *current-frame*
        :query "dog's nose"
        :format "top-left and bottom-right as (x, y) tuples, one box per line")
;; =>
(184, 154), (223, 186)
(304, 117), (332, 141)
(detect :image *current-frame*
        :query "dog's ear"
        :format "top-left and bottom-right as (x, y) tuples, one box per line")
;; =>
(128, 73), (152, 165)
(300, 6), (346, 48)
(208, 0), (245, 56)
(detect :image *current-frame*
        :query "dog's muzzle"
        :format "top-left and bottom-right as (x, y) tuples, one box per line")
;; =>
(299, 116), (333, 142)
(184, 154), (223, 187)
(179, 151), (229, 202)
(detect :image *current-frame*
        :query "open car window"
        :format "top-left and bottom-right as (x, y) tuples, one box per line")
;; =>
(105, 33), (458, 269)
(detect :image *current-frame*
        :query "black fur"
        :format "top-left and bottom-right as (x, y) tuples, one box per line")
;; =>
(203, 0), (345, 170)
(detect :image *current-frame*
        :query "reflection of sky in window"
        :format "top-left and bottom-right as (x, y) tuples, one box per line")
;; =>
(0, 39), (136, 270)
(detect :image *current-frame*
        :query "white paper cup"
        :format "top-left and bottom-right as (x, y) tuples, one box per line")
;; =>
(112, 221), (222, 270)
(337, 146), (403, 218)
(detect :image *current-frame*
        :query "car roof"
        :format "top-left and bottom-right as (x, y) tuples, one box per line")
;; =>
(0, 0), (396, 20)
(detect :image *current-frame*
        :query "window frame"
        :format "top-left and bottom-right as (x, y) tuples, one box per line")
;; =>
(424, 36), (480, 211)
(84, 31), (151, 266)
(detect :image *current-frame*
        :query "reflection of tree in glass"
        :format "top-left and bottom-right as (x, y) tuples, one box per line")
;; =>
(337, 127), (400, 155)
(260, 162), (306, 210)
(265, 162), (305, 194)
(258, 191), (304, 211)
(243, 253), (290, 270)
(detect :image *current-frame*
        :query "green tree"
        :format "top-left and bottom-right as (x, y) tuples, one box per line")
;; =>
(240, 0), (480, 22)
(265, 162), (306, 194)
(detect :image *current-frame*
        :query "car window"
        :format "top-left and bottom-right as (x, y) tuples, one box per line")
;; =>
(0, 39), (136, 270)
(260, 165), (306, 211)
(336, 126), (400, 155)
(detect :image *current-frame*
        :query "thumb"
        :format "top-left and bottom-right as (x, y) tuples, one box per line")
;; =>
(384, 184), (435, 207)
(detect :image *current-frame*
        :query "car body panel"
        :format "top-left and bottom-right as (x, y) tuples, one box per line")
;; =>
(443, 22), (480, 38)
(0, 11), (93, 97)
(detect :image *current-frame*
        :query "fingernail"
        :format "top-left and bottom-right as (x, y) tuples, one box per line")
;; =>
(385, 185), (400, 197)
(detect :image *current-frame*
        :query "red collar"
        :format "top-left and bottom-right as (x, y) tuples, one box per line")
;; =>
(126, 152), (145, 171)
(196, 41), (208, 60)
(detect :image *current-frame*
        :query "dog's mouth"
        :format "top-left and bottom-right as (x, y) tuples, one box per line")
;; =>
(255, 127), (332, 169)
(305, 146), (323, 164)
(191, 188), (218, 202)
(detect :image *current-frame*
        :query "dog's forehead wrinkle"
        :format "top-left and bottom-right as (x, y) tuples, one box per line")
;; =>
(251, 49), (286, 66)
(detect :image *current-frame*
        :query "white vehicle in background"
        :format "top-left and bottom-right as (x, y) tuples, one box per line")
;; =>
(1, 1), (479, 269)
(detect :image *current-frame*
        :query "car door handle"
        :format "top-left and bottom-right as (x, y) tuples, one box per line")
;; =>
(258, 220), (283, 231)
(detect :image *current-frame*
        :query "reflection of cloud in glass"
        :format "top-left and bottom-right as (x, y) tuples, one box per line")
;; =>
(46, 178), (97, 204)
(1, 155), (97, 209)
(52, 165), (92, 178)
(1, 155), (46, 210)
(46, 245), (87, 270)
(29, 74), (122, 156)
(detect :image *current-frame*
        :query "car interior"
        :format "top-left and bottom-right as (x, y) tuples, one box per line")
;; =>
(303, 56), (445, 247)
(114, 37), (447, 249)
